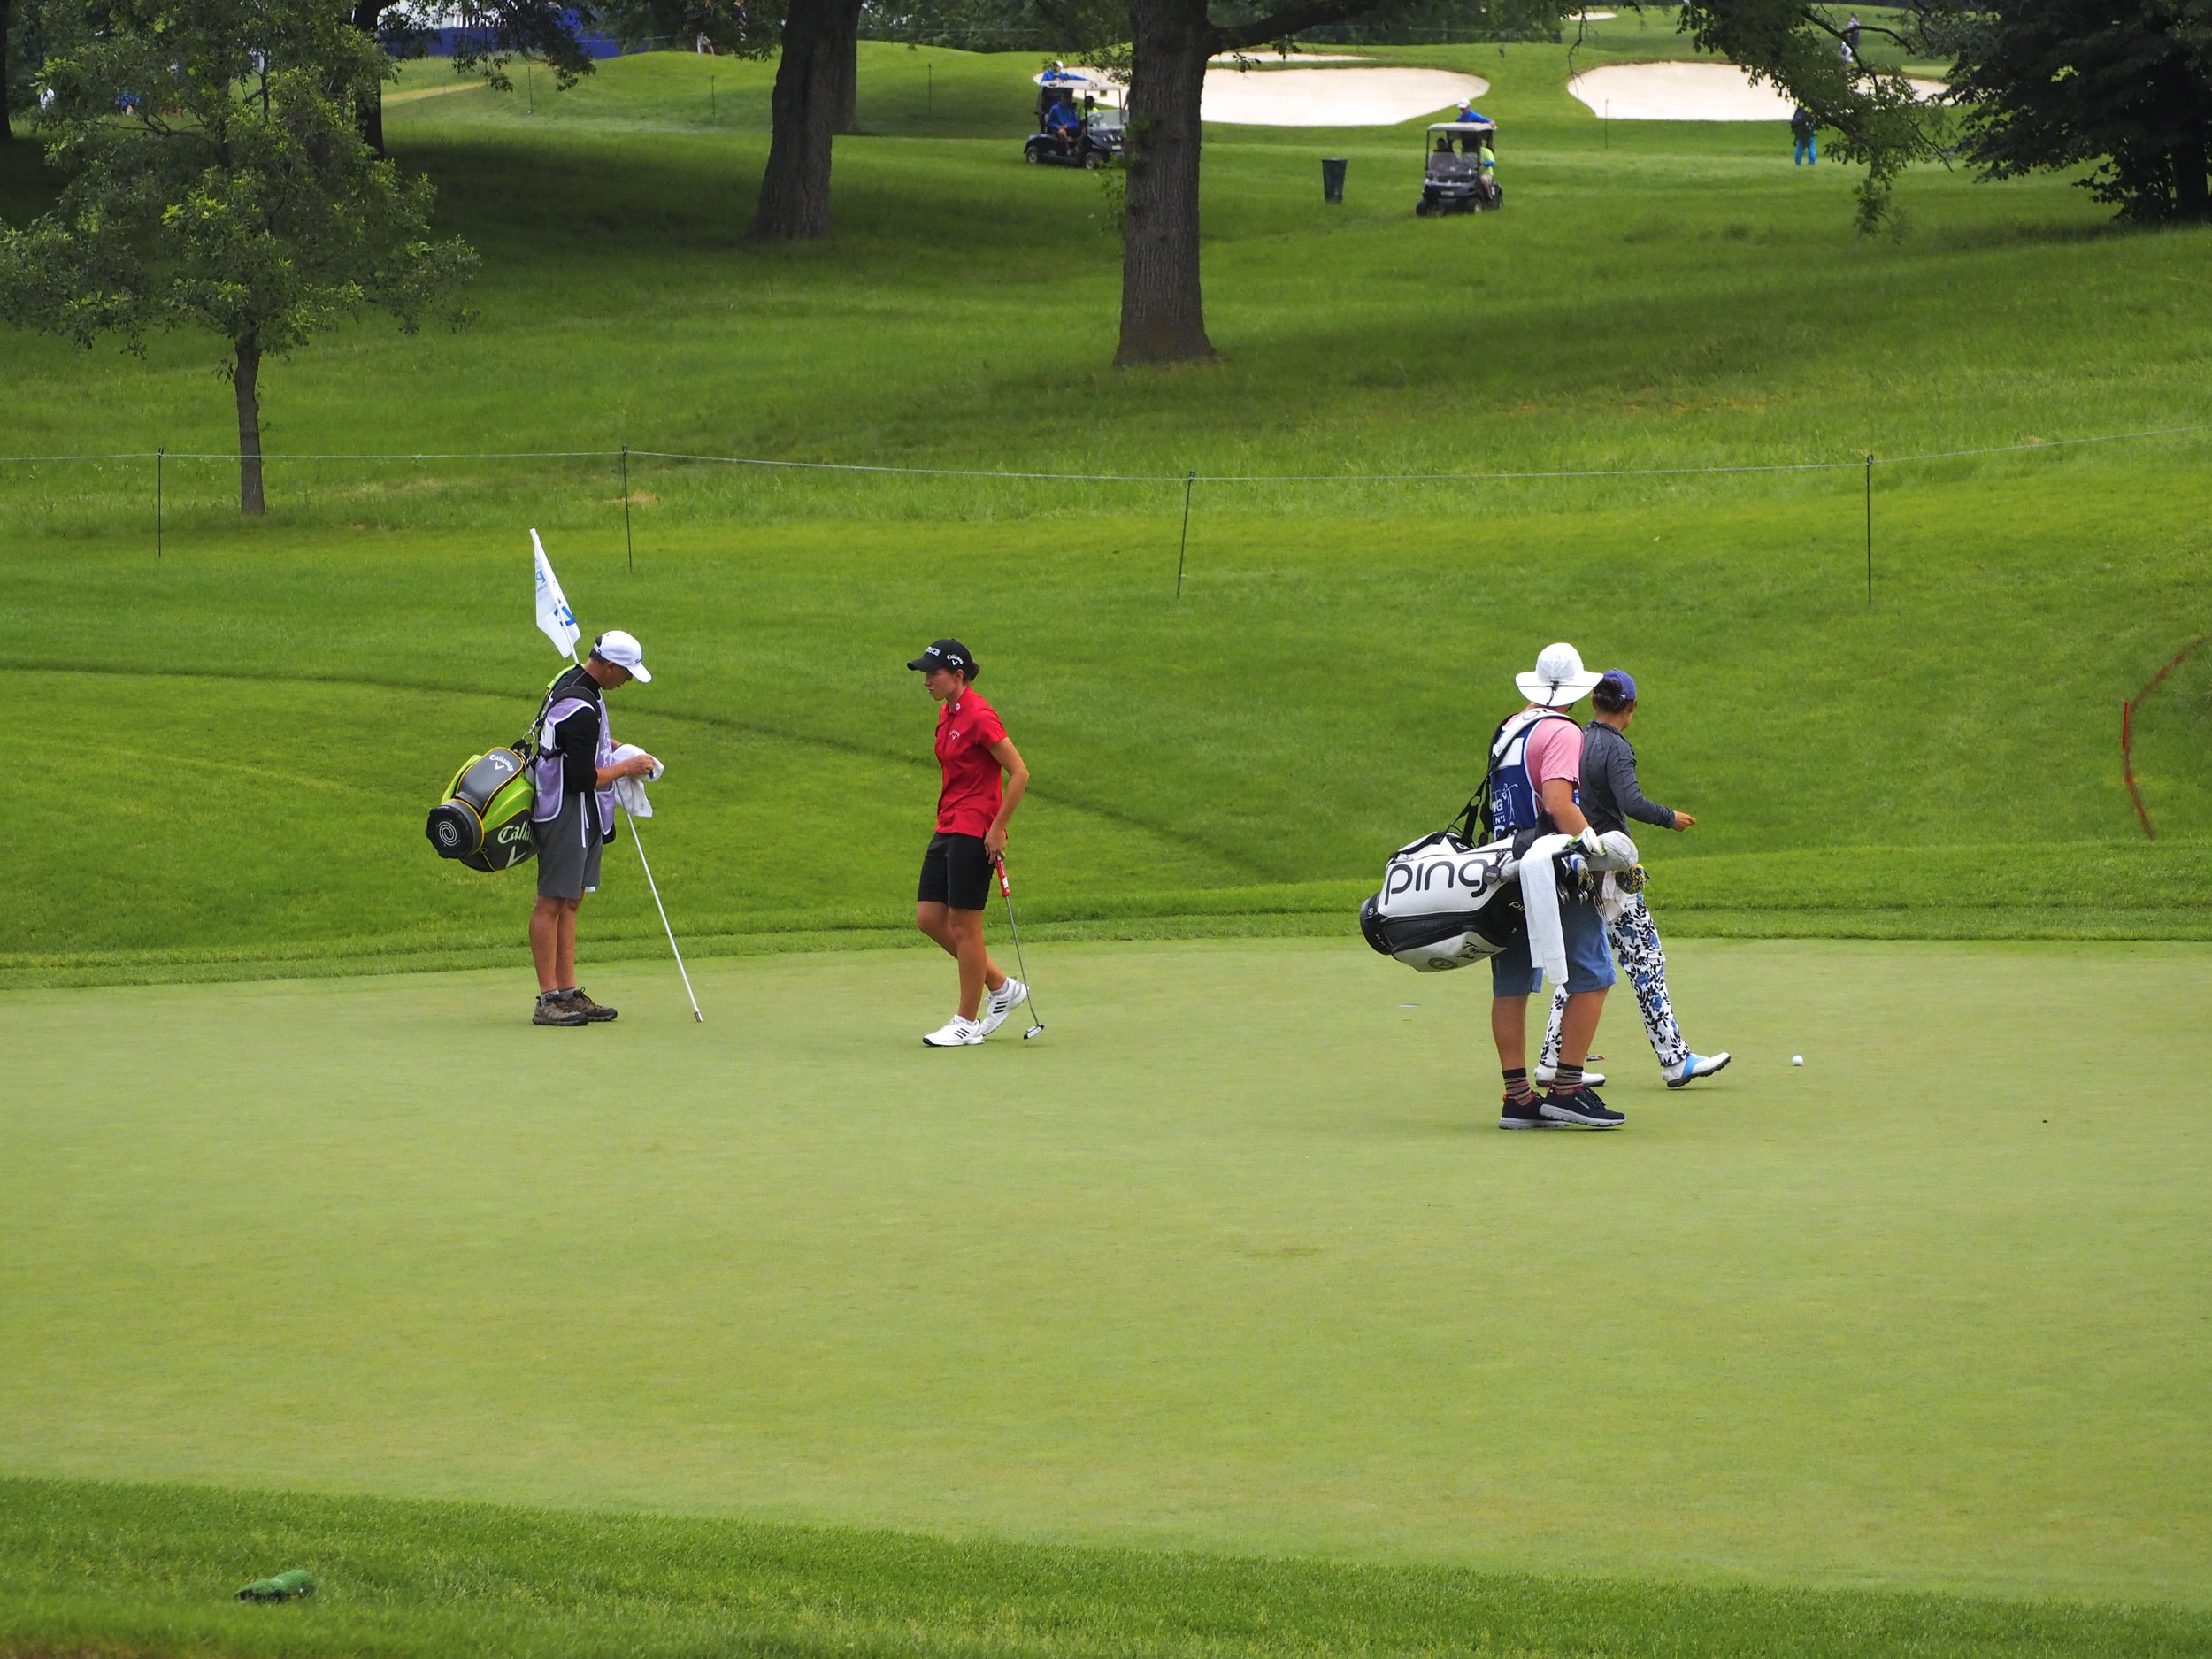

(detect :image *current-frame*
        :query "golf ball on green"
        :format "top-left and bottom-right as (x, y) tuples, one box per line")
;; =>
(1792, 1055), (1804, 1066)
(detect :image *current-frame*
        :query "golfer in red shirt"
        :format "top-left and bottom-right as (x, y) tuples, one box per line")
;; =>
(908, 639), (1032, 1046)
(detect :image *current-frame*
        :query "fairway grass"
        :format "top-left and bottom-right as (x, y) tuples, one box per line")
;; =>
(5, 939), (2207, 1608)
(4, 42), (2209, 976)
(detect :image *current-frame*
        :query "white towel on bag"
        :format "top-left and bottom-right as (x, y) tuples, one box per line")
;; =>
(1517, 833), (1576, 987)
(609, 743), (664, 817)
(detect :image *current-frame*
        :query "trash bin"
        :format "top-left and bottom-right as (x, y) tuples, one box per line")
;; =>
(1321, 157), (1348, 203)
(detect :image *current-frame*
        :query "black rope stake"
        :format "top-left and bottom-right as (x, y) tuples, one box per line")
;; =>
(155, 445), (163, 560)
(1175, 470), (1194, 598)
(1864, 450), (1873, 607)
(622, 444), (634, 574)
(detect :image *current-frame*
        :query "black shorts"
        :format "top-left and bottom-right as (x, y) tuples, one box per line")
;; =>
(918, 831), (992, 910)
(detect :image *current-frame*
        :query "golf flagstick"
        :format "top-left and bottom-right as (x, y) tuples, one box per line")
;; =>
(626, 810), (702, 1021)
(994, 855), (1044, 1040)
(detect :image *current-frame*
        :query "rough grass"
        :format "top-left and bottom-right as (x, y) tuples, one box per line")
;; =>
(7, 1476), (2212, 1659)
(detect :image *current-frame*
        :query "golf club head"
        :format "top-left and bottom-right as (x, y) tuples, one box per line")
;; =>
(1023, 1021), (1044, 1041)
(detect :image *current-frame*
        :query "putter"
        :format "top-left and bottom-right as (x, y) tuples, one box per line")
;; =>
(627, 811), (703, 1021)
(995, 856), (1045, 1040)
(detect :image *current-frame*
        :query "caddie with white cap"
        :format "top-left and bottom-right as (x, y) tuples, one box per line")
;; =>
(1481, 641), (1623, 1131)
(525, 629), (658, 1027)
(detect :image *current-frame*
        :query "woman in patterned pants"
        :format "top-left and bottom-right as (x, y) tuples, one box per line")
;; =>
(1538, 671), (1731, 1090)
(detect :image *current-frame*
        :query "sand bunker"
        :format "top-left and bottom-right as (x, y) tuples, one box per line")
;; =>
(1200, 67), (1490, 126)
(1060, 63), (1487, 126)
(1568, 60), (1944, 120)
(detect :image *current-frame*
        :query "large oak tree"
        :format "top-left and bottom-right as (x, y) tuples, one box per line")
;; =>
(755, 0), (863, 235)
(1940, 0), (2212, 223)
(1115, 0), (1461, 364)
(600, 0), (858, 238)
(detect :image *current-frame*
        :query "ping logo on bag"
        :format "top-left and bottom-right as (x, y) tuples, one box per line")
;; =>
(1360, 828), (1524, 972)
(1384, 850), (1507, 899)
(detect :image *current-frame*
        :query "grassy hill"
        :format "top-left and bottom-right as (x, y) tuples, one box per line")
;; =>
(3, 39), (2208, 983)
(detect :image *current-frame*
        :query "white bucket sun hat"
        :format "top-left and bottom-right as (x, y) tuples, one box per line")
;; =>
(1516, 641), (1603, 707)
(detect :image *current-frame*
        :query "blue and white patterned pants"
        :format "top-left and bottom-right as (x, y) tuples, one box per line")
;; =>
(1540, 890), (1688, 1072)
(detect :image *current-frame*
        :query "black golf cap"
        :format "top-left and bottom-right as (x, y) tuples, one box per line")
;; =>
(907, 638), (979, 680)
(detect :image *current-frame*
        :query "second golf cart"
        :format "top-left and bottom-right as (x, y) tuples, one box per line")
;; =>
(1025, 66), (1125, 170)
(1415, 120), (1501, 214)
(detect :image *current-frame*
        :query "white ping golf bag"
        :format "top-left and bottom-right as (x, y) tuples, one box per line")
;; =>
(1358, 829), (1527, 972)
(1360, 826), (1646, 974)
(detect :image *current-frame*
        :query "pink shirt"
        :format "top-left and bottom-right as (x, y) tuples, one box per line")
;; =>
(1521, 710), (1583, 805)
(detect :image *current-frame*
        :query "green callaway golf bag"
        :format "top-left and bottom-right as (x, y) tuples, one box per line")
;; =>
(425, 746), (537, 872)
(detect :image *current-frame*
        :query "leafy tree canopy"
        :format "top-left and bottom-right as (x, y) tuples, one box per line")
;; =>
(1674, 0), (1939, 230)
(0, 0), (478, 510)
(1937, 0), (2212, 223)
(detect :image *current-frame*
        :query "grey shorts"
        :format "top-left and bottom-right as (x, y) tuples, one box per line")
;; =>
(533, 794), (603, 901)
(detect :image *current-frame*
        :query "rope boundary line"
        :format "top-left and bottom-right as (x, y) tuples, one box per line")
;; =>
(2121, 634), (2208, 841)
(3, 419), (2208, 481)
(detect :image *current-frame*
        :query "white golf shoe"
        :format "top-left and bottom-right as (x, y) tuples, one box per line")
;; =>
(1666, 1051), (1732, 1088)
(979, 978), (1028, 1036)
(923, 1015), (986, 1048)
(1535, 1064), (1605, 1087)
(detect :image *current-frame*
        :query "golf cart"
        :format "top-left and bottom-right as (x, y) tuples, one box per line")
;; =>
(1415, 120), (1501, 215)
(1025, 66), (1125, 170)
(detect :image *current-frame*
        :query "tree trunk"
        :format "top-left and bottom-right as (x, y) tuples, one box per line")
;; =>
(2177, 136), (2210, 223)
(351, 0), (387, 155)
(753, 0), (859, 239)
(1116, 0), (1217, 365)
(234, 334), (266, 516)
(832, 29), (858, 134)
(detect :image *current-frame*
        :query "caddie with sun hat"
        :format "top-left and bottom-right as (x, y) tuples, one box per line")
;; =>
(1482, 641), (1622, 1130)
(526, 629), (659, 1028)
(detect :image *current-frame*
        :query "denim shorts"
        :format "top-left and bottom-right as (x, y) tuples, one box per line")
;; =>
(1490, 891), (1617, 997)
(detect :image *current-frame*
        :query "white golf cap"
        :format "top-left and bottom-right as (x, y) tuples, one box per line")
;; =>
(1515, 641), (1602, 707)
(593, 629), (652, 682)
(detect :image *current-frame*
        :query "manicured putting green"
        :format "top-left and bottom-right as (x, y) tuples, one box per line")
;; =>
(3, 937), (2207, 1607)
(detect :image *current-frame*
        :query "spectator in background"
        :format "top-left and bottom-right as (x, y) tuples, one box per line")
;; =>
(1792, 104), (1817, 165)
(1046, 94), (1081, 154)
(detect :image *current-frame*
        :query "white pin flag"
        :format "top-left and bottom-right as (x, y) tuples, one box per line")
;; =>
(532, 528), (580, 660)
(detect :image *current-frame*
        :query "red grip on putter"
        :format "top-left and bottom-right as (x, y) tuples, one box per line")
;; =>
(996, 858), (1012, 897)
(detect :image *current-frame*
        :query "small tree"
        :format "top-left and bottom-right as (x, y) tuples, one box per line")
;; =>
(0, 0), (477, 513)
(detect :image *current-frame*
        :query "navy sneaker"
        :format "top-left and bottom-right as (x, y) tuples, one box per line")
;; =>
(1539, 1086), (1626, 1129)
(1498, 1095), (1553, 1131)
